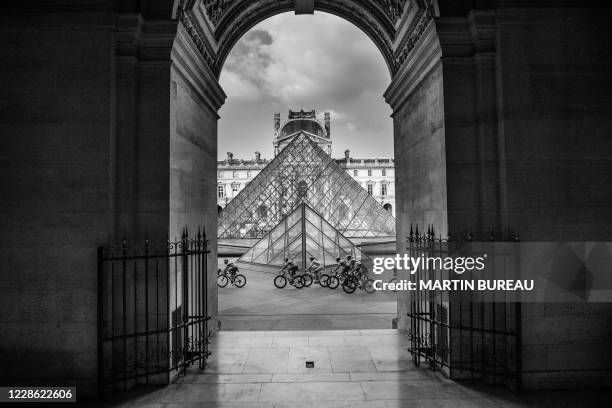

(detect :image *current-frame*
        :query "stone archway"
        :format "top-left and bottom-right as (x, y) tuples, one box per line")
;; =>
(171, 0), (442, 334)
(169, 0), (439, 332)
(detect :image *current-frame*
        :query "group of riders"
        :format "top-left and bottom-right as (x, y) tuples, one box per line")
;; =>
(276, 254), (375, 294)
(218, 255), (375, 293)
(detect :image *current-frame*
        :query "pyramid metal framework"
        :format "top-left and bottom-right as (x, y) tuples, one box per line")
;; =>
(218, 132), (396, 239)
(238, 202), (366, 268)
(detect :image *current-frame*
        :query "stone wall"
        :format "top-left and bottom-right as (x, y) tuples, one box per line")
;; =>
(495, 8), (612, 388)
(0, 7), (224, 396)
(388, 5), (612, 389)
(0, 11), (116, 395)
(170, 25), (225, 336)
(385, 24), (448, 330)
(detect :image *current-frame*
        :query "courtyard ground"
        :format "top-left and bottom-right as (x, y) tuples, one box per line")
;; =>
(217, 259), (397, 331)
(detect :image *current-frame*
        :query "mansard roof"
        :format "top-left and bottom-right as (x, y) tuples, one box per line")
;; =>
(277, 119), (327, 139)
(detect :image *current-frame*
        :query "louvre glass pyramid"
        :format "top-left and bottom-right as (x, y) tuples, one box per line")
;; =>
(238, 202), (366, 267)
(218, 132), (396, 239)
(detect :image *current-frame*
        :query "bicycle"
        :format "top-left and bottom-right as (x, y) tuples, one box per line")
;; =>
(341, 272), (359, 294)
(353, 263), (375, 294)
(274, 269), (305, 289)
(301, 267), (328, 287)
(338, 261), (374, 294)
(217, 268), (247, 288)
(325, 269), (340, 289)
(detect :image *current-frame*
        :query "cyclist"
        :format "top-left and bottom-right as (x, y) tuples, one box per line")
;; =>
(307, 256), (324, 283)
(346, 255), (356, 274)
(354, 260), (367, 280)
(333, 256), (349, 277)
(222, 259), (238, 277)
(281, 257), (299, 280)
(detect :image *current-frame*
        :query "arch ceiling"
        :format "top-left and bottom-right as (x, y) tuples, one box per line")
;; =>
(174, 0), (439, 77)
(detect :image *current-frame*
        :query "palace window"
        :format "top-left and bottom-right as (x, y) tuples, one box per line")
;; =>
(233, 171), (239, 178)
(232, 184), (239, 193)
(380, 183), (387, 196)
(382, 168), (386, 176)
(367, 183), (374, 196)
(368, 169), (372, 177)
(217, 185), (225, 198)
(217, 170), (222, 178)
(247, 171), (251, 178)
(353, 170), (358, 176)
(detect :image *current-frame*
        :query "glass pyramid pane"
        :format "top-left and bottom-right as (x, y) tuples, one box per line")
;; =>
(238, 203), (368, 268)
(305, 222), (323, 248)
(286, 238), (303, 267)
(286, 222), (302, 245)
(219, 132), (395, 239)
(249, 238), (271, 264)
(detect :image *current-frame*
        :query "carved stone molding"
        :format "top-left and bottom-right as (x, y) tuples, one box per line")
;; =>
(394, 0), (436, 68)
(380, 0), (410, 25)
(202, 0), (235, 26)
(177, 0), (216, 67)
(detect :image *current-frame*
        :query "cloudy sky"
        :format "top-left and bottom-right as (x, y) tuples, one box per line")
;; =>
(218, 12), (394, 161)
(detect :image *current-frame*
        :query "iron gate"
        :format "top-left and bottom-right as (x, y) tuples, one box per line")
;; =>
(97, 229), (211, 396)
(406, 226), (522, 390)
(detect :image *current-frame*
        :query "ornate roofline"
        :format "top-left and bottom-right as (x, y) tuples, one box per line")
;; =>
(276, 121), (329, 139)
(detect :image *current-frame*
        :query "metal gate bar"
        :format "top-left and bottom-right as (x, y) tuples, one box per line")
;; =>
(97, 229), (211, 397)
(406, 226), (521, 390)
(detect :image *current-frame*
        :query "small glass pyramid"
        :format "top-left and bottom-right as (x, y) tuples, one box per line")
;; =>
(218, 132), (395, 239)
(238, 202), (366, 268)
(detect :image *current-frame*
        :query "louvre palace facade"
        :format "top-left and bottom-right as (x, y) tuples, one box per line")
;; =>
(217, 109), (396, 217)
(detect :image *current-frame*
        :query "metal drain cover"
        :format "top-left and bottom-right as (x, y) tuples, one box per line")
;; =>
(305, 361), (315, 368)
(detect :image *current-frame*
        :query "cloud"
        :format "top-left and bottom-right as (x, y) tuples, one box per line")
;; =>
(219, 12), (393, 159)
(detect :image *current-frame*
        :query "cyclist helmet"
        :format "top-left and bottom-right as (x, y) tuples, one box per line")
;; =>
(223, 259), (228, 264)
(284, 257), (289, 262)
(335, 256), (341, 262)
(346, 255), (352, 260)
(309, 256), (315, 260)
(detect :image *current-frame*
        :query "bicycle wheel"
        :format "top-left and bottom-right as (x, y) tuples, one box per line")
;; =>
(217, 275), (228, 288)
(319, 274), (329, 287)
(342, 276), (357, 294)
(327, 276), (339, 289)
(293, 276), (305, 289)
(364, 278), (376, 294)
(274, 275), (287, 289)
(234, 274), (246, 288)
(302, 274), (313, 287)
